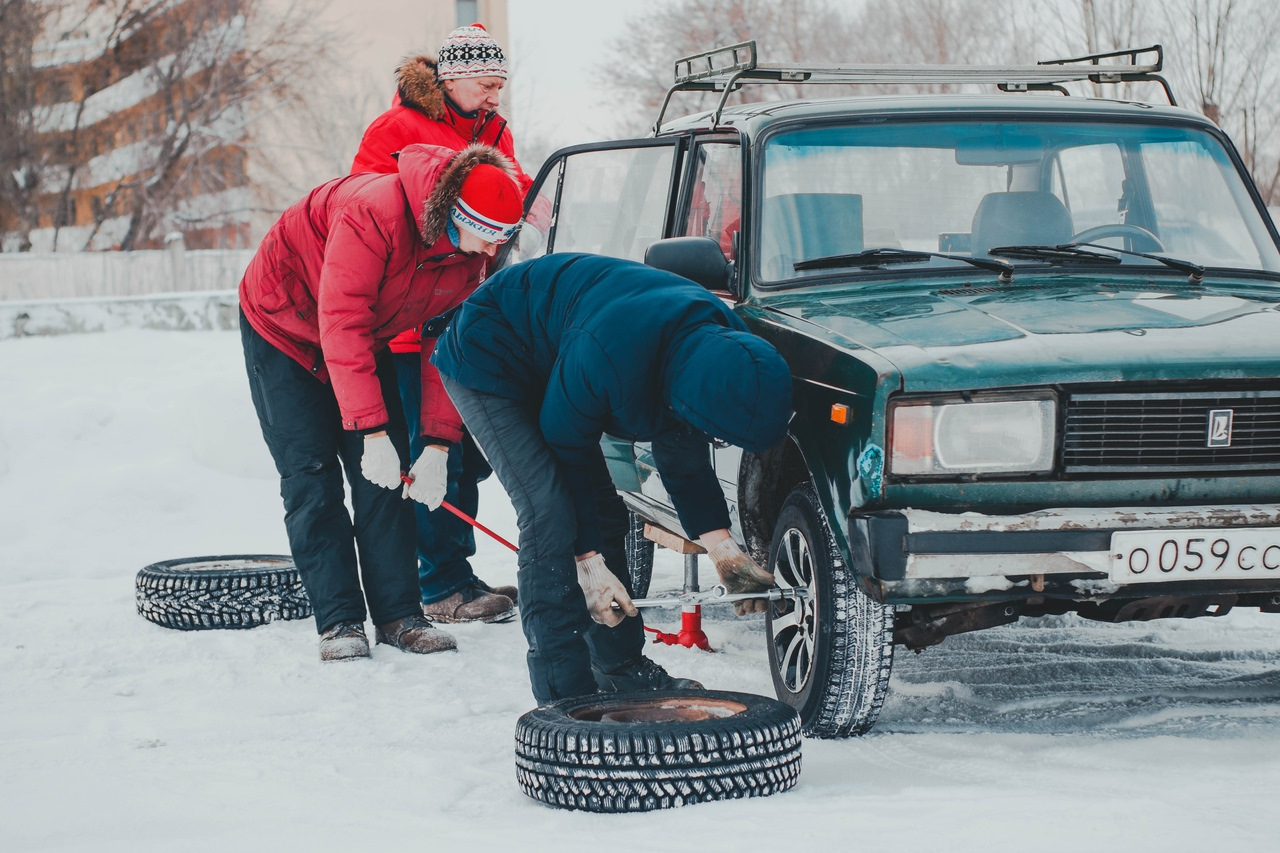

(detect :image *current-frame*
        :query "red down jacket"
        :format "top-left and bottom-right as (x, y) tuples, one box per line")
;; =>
(351, 55), (534, 355)
(239, 143), (518, 443)
(351, 55), (532, 191)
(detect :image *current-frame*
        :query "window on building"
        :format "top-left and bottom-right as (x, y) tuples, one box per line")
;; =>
(456, 0), (478, 26)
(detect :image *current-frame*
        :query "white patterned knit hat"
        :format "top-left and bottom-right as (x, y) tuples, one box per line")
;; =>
(437, 23), (508, 80)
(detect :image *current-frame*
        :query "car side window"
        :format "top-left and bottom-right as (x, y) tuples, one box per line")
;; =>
(506, 164), (558, 265)
(547, 146), (676, 262)
(683, 142), (742, 261)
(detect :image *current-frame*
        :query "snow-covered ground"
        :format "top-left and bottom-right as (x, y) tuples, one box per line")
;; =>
(2, 328), (1279, 852)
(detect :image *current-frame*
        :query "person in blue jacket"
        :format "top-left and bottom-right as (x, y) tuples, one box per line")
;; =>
(432, 253), (793, 703)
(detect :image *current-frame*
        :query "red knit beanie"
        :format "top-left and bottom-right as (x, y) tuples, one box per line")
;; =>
(451, 164), (523, 244)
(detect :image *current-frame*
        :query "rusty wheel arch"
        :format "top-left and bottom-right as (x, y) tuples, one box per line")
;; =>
(739, 438), (813, 564)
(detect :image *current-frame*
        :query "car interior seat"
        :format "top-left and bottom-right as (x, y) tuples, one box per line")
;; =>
(969, 191), (1073, 257)
(760, 192), (863, 279)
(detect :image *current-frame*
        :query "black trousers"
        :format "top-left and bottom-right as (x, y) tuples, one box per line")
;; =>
(240, 311), (419, 633)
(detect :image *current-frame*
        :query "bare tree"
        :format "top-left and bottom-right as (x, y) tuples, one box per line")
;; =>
(1019, 0), (1157, 101)
(1031, 0), (1150, 57)
(601, 0), (861, 135)
(1162, 0), (1280, 202)
(0, 0), (57, 251)
(849, 0), (1029, 94)
(237, 55), (381, 239)
(2, 0), (339, 252)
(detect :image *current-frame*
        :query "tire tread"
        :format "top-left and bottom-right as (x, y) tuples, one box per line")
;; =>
(135, 555), (312, 631)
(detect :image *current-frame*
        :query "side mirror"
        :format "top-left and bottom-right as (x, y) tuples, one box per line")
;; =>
(644, 237), (733, 293)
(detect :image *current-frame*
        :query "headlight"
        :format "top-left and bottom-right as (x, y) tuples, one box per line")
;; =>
(889, 394), (1057, 475)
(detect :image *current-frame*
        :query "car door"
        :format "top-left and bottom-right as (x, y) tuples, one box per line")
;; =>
(500, 138), (684, 500)
(679, 137), (747, 533)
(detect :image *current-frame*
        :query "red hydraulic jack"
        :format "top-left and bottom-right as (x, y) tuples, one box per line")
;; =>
(623, 527), (806, 653)
(646, 553), (713, 651)
(627, 571), (808, 652)
(631, 526), (713, 651)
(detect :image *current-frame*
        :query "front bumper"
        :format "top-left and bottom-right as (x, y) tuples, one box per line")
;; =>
(851, 503), (1280, 602)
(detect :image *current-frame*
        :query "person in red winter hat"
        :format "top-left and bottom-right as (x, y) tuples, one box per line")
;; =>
(348, 22), (534, 627)
(239, 142), (522, 662)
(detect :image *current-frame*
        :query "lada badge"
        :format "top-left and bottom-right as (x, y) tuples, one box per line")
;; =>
(1207, 409), (1234, 448)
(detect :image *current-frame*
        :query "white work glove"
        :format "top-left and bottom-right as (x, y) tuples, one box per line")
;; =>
(703, 536), (776, 616)
(360, 434), (402, 490)
(402, 445), (449, 509)
(576, 553), (638, 628)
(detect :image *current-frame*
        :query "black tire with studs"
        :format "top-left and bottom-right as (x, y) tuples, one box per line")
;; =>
(515, 689), (802, 812)
(624, 511), (655, 598)
(766, 484), (895, 737)
(135, 555), (312, 630)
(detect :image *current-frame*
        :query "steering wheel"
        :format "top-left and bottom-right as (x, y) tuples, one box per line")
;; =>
(1069, 223), (1165, 253)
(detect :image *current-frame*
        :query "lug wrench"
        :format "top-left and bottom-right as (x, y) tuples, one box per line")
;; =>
(615, 584), (808, 609)
(401, 472), (518, 551)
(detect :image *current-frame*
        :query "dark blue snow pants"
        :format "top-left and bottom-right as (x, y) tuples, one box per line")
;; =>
(392, 350), (493, 605)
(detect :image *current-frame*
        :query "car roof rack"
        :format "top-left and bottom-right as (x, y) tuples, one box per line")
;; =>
(654, 41), (1175, 133)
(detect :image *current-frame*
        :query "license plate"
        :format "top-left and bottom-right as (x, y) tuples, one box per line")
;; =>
(1109, 527), (1280, 583)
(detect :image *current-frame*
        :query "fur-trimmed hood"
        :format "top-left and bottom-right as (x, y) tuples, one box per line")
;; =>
(396, 55), (447, 119)
(395, 142), (518, 247)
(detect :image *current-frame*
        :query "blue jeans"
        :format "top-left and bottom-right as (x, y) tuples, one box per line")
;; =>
(393, 351), (493, 604)
(441, 376), (644, 703)
(241, 312), (420, 632)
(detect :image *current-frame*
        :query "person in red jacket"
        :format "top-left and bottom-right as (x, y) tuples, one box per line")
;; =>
(348, 23), (530, 625)
(239, 142), (523, 662)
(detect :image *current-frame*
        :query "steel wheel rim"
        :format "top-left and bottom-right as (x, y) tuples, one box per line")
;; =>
(172, 558), (292, 572)
(770, 526), (817, 694)
(570, 696), (749, 723)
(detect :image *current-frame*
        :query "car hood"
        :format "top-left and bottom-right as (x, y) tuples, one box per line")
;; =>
(764, 274), (1280, 390)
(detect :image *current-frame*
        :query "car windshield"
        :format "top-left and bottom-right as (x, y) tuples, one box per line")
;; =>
(757, 119), (1280, 284)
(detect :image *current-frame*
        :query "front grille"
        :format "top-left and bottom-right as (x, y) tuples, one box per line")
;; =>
(1061, 389), (1280, 474)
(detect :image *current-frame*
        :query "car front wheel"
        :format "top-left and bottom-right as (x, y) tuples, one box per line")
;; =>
(765, 484), (895, 737)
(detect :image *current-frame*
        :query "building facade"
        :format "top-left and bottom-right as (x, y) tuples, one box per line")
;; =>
(1, 0), (511, 254)
(3, 1), (254, 252)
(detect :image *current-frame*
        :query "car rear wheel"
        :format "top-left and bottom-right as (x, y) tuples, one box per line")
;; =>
(624, 511), (655, 597)
(765, 485), (895, 737)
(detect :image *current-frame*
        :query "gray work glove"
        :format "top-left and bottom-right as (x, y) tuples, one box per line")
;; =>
(704, 537), (775, 616)
(360, 434), (402, 490)
(576, 553), (638, 627)
(402, 445), (449, 510)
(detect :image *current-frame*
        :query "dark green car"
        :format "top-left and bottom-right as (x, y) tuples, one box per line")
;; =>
(499, 44), (1280, 737)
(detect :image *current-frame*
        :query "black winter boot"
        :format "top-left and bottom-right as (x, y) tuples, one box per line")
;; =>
(592, 655), (703, 692)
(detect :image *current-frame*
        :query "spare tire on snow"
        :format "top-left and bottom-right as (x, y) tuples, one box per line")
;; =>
(515, 689), (802, 812)
(135, 555), (312, 630)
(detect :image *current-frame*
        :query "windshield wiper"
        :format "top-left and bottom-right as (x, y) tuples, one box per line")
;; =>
(987, 244), (1123, 266)
(1065, 241), (1206, 283)
(795, 247), (1014, 280)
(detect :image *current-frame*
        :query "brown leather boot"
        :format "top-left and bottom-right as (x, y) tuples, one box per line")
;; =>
(319, 621), (370, 662)
(422, 585), (515, 623)
(477, 578), (518, 604)
(374, 614), (457, 654)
